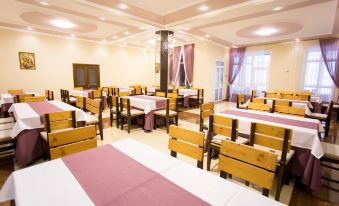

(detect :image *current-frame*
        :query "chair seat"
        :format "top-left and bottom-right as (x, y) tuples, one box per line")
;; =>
(322, 142), (339, 161)
(94, 98), (102, 101)
(0, 123), (15, 131)
(253, 144), (295, 163)
(0, 117), (14, 124)
(212, 135), (249, 145)
(309, 113), (327, 120)
(87, 114), (99, 124)
(69, 97), (76, 103)
(121, 109), (144, 116)
(40, 128), (75, 141)
(0, 129), (11, 140)
(154, 110), (177, 116)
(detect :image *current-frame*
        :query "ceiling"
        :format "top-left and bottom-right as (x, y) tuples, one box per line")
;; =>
(0, 0), (338, 48)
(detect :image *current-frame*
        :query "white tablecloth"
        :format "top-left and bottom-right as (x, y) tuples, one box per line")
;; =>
(8, 100), (91, 138)
(179, 89), (197, 97)
(69, 90), (107, 98)
(217, 109), (324, 159)
(125, 95), (166, 114)
(310, 96), (322, 104)
(243, 98), (313, 115)
(0, 139), (285, 206)
(0, 92), (38, 106)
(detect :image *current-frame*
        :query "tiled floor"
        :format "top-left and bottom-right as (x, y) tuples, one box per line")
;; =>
(1, 101), (338, 205)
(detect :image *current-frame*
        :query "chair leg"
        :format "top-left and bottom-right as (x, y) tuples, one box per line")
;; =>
(116, 113), (119, 128)
(127, 117), (131, 133)
(166, 117), (169, 133)
(207, 147), (212, 171)
(197, 161), (203, 169)
(98, 121), (103, 140)
(275, 165), (285, 201)
(175, 115), (178, 126)
(262, 188), (269, 197)
(220, 171), (227, 179)
(154, 115), (157, 129)
(120, 116), (124, 130)
(110, 112), (113, 127)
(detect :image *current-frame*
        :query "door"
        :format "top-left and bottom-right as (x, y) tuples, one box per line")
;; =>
(73, 64), (100, 89)
(214, 60), (224, 102)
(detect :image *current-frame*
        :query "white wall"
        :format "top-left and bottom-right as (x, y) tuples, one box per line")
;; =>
(0, 28), (154, 98)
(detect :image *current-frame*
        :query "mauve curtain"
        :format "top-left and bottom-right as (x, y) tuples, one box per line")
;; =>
(227, 47), (246, 100)
(183, 44), (194, 86)
(172, 46), (182, 84)
(319, 38), (339, 88)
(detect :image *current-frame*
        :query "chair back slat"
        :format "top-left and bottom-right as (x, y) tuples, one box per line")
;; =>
(274, 105), (305, 116)
(210, 115), (238, 141)
(248, 102), (270, 112)
(8, 89), (23, 94)
(91, 89), (102, 99)
(220, 141), (277, 190)
(119, 91), (129, 97)
(86, 98), (101, 114)
(156, 92), (166, 97)
(44, 111), (76, 133)
(21, 96), (45, 103)
(251, 98), (266, 104)
(168, 98), (177, 111)
(167, 93), (178, 98)
(266, 93), (281, 98)
(76, 96), (85, 110)
(73, 87), (83, 90)
(275, 100), (291, 106)
(16, 94), (34, 103)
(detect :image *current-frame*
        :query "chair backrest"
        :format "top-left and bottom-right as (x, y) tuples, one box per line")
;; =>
(167, 93), (178, 98)
(21, 96), (46, 103)
(266, 92), (281, 99)
(172, 89), (179, 94)
(16, 94), (34, 103)
(109, 86), (118, 96)
(8, 89), (23, 94)
(109, 95), (119, 112)
(297, 94), (311, 101)
(197, 89), (204, 99)
(248, 102), (270, 112)
(142, 86), (147, 94)
(73, 87), (83, 90)
(208, 115), (238, 142)
(251, 90), (257, 98)
(45, 90), (54, 101)
(86, 98), (102, 116)
(134, 87), (142, 95)
(249, 122), (292, 164)
(168, 125), (205, 169)
(44, 111), (77, 133)
(274, 99), (291, 106)
(91, 89), (102, 99)
(48, 125), (97, 160)
(155, 92), (166, 97)
(274, 105), (305, 117)
(76, 96), (85, 110)
(166, 98), (178, 114)
(251, 98), (266, 104)
(102, 87), (110, 96)
(236, 94), (245, 108)
(325, 101), (334, 121)
(219, 140), (277, 192)
(199, 102), (214, 131)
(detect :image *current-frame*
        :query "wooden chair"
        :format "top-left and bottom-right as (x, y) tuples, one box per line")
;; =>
(320, 142), (339, 192)
(154, 98), (178, 133)
(76, 96), (85, 110)
(249, 122), (294, 200)
(206, 114), (249, 171)
(91, 89), (102, 101)
(40, 111), (77, 159)
(8, 89), (23, 94)
(16, 94), (34, 103)
(308, 101), (333, 137)
(48, 125), (97, 160)
(274, 105), (305, 117)
(251, 98), (266, 104)
(85, 98), (104, 140)
(219, 140), (277, 197)
(109, 95), (120, 128)
(236, 94), (246, 109)
(168, 125), (205, 169)
(189, 89), (204, 107)
(248, 102), (270, 112)
(102, 87), (110, 96)
(119, 98), (144, 133)
(199, 102), (214, 132)
(109, 87), (118, 96)
(118, 91), (130, 97)
(73, 87), (83, 90)
(133, 87), (142, 95)
(251, 90), (257, 98)
(45, 90), (54, 101)
(156, 92), (166, 97)
(275, 99), (291, 106)
(20, 96), (46, 103)
(61, 90), (76, 105)
(265, 92), (281, 99)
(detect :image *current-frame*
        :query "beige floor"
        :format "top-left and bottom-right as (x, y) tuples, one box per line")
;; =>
(14, 102), (294, 205)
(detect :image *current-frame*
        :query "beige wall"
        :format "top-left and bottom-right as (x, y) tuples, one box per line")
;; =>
(193, 41), (229, 102)
(0, 28), (154, 98)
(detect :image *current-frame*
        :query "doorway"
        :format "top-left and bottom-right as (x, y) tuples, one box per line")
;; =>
(215, 60), (224, 102)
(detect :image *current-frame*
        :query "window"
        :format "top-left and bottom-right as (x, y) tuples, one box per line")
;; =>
(73, 64), (100, 89)
(302, 46), (333, 101)
(231, 51), (271, 96)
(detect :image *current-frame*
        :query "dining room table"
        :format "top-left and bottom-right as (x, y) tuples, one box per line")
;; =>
(8, 100), (91, 166)
(69, 89), (108, 108)
(125, 95), (167, 131)
(0, 138), (285, 206)
(216, 108), (324, 191)
(0, 92), (38, 116)
(179, 89), (198, 107)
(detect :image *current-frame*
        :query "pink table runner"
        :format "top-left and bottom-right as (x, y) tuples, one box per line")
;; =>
(62, 145), (209, 205)
(221, 110), (319, 130)
(27, 102), (63, 123)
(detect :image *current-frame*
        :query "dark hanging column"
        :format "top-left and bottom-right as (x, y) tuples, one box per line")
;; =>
(155, 30), (174, 95)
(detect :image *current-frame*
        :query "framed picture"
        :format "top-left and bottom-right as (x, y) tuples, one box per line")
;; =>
(19, 52), (36, 70)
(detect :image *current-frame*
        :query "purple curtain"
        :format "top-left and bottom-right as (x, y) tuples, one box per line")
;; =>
(183, 44), (194, 86)
(172, 46), (182, 84)
(319, 38), (339, 88)
(227, 47), (246, 100)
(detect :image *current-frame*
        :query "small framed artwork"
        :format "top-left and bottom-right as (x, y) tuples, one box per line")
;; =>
(19, 52), (36, 70)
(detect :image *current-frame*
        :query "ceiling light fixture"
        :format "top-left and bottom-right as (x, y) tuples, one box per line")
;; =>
(112, 36), (118, 39)
(205, 34), (210, 38)
(50, 19), (75, 29)
(40, 1), (48, 6)
(103, 39), (107, 42)
(295, 38), (300, 42)
(70, 34), (75, 37)
(198, 5), (209, 11)
(100, 17), (106, 21)
(185, 28), (190, 31)
(255, 28), (278, 36)
(119, 3), (128, 9)
(124, 31), (130, 35)
(272, 6), (283, 11)
(27, 27), (33, 31)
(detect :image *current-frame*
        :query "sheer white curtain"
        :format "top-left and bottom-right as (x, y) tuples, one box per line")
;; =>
(302, 45), (333, 101)
(231, 51), (271, 96)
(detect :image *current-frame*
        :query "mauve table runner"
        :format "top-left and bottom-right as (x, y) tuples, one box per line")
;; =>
(63, 145), (209, 206)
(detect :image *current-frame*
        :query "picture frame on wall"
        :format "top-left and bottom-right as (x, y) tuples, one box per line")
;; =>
(19, 52), (36, 70)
